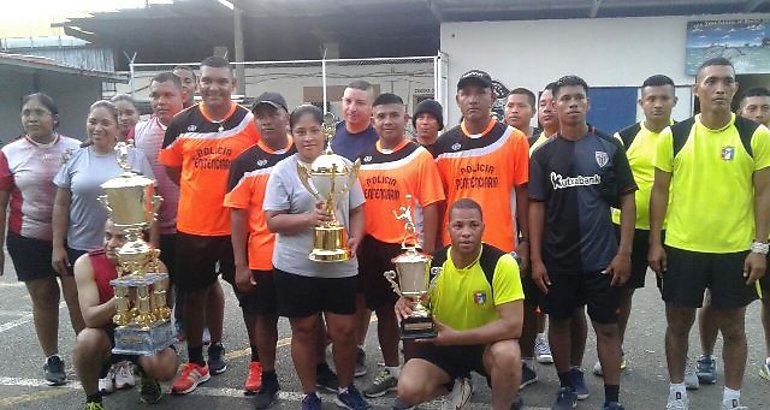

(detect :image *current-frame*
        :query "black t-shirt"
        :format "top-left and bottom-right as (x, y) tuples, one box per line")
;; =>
(529, 130), (637, 275)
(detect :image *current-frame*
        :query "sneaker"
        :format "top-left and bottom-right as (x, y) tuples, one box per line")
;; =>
(363, 368), (397, 398)
(665, 391), (688, 410)
(302, 392), (322, 410)
(44, 355), (66, 386)
(244, 361), (263, 395)
(202, 327), (211, 345)
(569, 367), (590, 400)
(207, 343), (227, 375)
(335, 385), (373, 410)
(254, 381), (280, 409)
(392, 398), (416, 410)
(171, 362), (211, 395)
(520, 362), (538, 389)
(316, 363), (340, 393)
(98, 366), (116, 395)
(592, 356), (627, 377)
(441, 377), (473, 410)
(552, 387), (577, 410)
(114, 361), (135, 390)
(85, 401), (105, 410)
(139, 373), (163, 404)
(721, 399), (749, 410)
(696, 354), (717, 384)
(602, 401), (625, 410)
(759, 358), (770, 381)
(535, 335), (554, 364)
(685, 359), (699, 390)
(355, 347), (367, 378)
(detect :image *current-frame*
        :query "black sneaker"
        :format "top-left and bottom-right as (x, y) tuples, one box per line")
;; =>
(315, 363), (339, 393)
(253, 381), (280, 409)
(139, 372), (163, 404)
(207, 343), (227, 375)
(355, 347), (367, 378)
(44, 355), (66, 386)
(552, 386), (577, 410)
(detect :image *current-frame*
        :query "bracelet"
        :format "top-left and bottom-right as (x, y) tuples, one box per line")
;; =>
(751, 241), (769, 255)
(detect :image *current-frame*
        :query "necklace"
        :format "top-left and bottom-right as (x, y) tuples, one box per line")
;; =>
(211, 119), (225, 133)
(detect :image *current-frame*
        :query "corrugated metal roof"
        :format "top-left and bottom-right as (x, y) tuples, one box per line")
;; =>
(0, 52), (126, 82)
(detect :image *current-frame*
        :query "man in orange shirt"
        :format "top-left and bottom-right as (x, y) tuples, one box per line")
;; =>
(159, 56), (259, 395)
(356, 93), (444, 398)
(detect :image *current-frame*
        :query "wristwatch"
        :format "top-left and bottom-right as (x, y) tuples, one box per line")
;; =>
(751, 241), (769, 255)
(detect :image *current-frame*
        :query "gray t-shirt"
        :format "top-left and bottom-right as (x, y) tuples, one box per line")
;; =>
(263, 154), (365, 278)
(54, 146), (154, 251)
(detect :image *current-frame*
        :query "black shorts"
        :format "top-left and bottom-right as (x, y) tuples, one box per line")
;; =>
(358, 236), (401, 311)
(158, 233), (177, 285)
(413, 344), (489, 383)
(521, 274), (544, 308)
(761, 271), (770, 304)
(662, 246), (758, 309)
(236, 270), (277, 315)
(67, 247), (88, 275)
(542, 271), (620, 324)
(274, 268), (357, 318)
(6, 232), (59, 281)
(174, 233), (234, 292)
(614, 226), (653, 289)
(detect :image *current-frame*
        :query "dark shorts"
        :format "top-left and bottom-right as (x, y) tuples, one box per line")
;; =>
(174, 233), (234, 292)
(67, 247), (88, 275)
(522, 274), (544, 308)
(358, 236), (401, 311)
(158, 233), (177, 285)
(6, 232), (59, 281)
(274, 268), (357, 318)
(413, 344), (489, 383)
(236, 270), (277, 315)
(662, 246), (758, 309)
(542, 271), (620, 324)
(614, 226), (652, 289)
(99, 325), (139, 378)
(761, 271), (770, 304)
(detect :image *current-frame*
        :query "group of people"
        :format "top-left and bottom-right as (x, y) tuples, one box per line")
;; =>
(1, 54), (769, 410)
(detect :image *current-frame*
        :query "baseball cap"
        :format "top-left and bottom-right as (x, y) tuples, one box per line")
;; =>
(457, 70), (493, 90)
(252, 92), (288, 112)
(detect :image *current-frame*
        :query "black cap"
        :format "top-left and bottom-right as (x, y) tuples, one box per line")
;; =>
(412, 99), (444, 131)
(252, 92), (288, 112)
(457, 70), (493, 90)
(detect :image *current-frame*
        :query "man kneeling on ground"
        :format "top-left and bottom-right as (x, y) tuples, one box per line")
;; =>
(393, 198), (524, 410)
(73, 220), (178, 409)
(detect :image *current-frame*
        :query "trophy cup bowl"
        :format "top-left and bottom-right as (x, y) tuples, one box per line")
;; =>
(384, 250), (437, 339)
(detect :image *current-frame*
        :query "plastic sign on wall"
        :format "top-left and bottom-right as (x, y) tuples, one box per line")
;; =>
(686, 18), (770, 75)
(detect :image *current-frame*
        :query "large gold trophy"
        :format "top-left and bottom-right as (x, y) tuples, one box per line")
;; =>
(297, 113), (361, 262)
(384, 195), (440, 339)
(99, 142), (174, 355)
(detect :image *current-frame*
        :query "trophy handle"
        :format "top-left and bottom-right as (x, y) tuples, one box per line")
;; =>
(98, 195), (113, 215)
(429, 267), (442, 290)
(383, 270), (403, 297)
(339, 158), (361, 196)
(297, 162), (322, 202)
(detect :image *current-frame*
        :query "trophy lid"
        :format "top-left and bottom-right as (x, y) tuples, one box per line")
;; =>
(391, 248), (432, 264)
(309, 152), (352, 175)
(101, 173), (155, 190)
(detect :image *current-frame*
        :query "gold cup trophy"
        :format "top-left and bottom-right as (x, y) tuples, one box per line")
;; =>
(99, 142), (174, 355)
(297, 113), (361, 262)
(384, 195), (440, 339)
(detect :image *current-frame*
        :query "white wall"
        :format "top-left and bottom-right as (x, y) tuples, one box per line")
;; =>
(440, 13), (764, 126)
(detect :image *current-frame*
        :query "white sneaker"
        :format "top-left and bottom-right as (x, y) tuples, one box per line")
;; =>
(684, 359), (699, 390)
(114, 361), (135, 390)
(721, 398), (748, 410)
(535, 334), (553, 364)
(666, 391), (688, 410)
(441, 377), (472, 410)
(99, 366), (116, 395)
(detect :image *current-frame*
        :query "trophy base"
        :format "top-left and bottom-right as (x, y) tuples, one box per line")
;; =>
(400, 317), (437, 340)
(309, 248), (349, 263)
(113, 320), (175, 356)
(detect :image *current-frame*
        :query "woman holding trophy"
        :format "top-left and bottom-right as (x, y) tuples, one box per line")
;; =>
(263, 104), (372, 410)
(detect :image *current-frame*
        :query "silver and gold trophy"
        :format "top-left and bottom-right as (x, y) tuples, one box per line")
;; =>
(384, 195), (439, 339)
(297, 113), (361, 262)
(99, 142), (174, 355)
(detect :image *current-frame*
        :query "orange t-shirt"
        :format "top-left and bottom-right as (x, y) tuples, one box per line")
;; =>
(224, 137), (296, 271)
(358, 139), (445, 244)
(432, 120), (529, 252)
(159, 103), (259, 236)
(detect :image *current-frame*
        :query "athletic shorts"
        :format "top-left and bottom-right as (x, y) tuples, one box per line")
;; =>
(613, 226), (652, 289)
(158, 233), (177, 285)
(521, 274), (544, 308)
(174, 232), (234, 292)
(542, 271), (620, 324)
(358, 235), (402, 311)
(236, 270), (277, 315)
(274, 268), (357, 318)
(6, 232), (59, 281)
(662, 246), (757, 309)
(67, 247), (88, 276)
(413, 344), (489, 384)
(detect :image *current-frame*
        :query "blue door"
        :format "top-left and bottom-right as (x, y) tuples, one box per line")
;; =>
(587, 87), (637, 135)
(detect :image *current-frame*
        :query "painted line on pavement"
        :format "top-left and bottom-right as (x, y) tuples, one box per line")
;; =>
(0, 282), (25, 288)
(0, 315), (33, 333)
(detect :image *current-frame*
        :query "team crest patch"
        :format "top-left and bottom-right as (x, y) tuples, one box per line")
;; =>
(452, 142), (462, 151)
(473, 291), (487, 305)
(363, 155), (373, 163)
(257, 159), (268, 167)
(721, 146), (736, 160)
(187, 124), (197, 132)
(595, 151), (609, 168)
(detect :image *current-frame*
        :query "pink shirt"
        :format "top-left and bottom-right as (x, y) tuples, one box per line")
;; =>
(135, 118), (179, 235)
